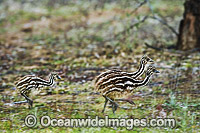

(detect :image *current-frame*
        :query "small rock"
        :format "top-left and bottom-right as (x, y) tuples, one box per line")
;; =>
(21, 23), (33, 32)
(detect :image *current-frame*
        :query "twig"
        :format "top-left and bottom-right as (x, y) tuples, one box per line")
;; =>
(144, 42), (200, 54)
(150, 16), (179, 36)
(4, 100), (28, 106)
(144, 42), (162, 51)
(130, 0), (148, 14)
(96, 16), (148, 46)
(114, 16), (148, 39)
(146, 0), (178, 36)
(13, 101), (28, 104)
(174, 66), (179, 92)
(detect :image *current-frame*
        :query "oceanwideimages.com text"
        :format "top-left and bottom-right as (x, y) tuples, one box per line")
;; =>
(25, 114), (176, 130)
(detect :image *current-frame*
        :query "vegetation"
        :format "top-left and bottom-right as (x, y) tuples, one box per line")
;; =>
(0, 0), (199, 132)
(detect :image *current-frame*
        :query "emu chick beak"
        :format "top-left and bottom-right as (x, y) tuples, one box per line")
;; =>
(57, 75), (62, 79)
(149, 58), (154, 62)
(154, 69), (160, 73)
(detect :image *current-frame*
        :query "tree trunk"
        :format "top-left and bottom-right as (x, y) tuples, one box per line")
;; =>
(177, 0), (200, 51)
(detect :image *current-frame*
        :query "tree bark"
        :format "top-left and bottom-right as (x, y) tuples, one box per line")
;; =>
(177, 0), (200, 51)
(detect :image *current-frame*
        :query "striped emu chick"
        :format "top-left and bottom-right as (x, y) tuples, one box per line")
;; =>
(95, 55), (154, 88)
(97, 65), (159, 114)
(95, 55), (153, 107)
(15, 72), (61, 108)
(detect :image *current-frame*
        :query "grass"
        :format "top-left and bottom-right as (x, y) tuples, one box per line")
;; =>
(1, 84), (199, 132)
(0, 0), (200, 132)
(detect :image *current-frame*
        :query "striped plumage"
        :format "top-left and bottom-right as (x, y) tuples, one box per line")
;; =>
(95, 55), (153, 90)
(96, 65), (159, 114)
(15, 72), (61, 108)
